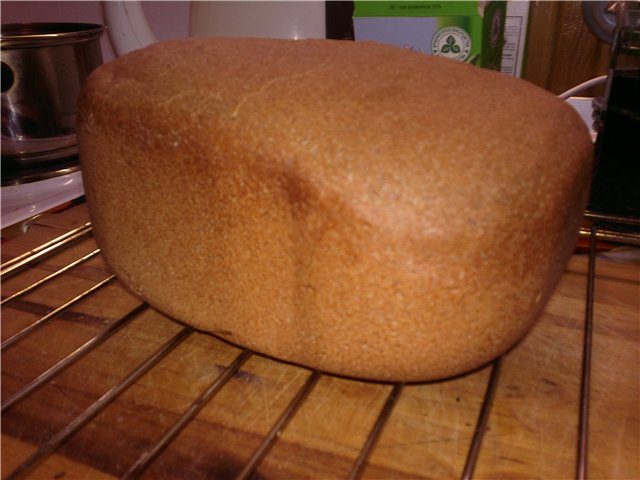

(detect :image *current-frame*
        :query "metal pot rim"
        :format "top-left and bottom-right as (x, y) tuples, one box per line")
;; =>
(1, 22), (105, 49)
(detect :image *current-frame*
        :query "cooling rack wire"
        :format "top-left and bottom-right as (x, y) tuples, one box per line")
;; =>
(1, 209), (638, 479)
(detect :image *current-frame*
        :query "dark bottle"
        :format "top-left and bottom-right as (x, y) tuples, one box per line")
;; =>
(589, 1), (640, 217)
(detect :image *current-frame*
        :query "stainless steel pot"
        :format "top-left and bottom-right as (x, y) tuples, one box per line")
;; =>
(1, 23), (104, 171)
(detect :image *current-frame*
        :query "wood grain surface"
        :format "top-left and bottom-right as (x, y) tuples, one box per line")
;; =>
(1, 202), (638, 479)
(524, 1), (611, 96)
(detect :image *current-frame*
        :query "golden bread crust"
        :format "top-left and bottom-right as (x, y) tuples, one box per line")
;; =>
(78, 38), (593, 381)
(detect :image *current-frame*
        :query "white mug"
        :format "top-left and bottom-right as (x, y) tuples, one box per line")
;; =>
(103, 1), (326, 57)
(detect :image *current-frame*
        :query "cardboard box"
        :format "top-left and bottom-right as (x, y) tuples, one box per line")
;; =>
(353, 1), (507, 71)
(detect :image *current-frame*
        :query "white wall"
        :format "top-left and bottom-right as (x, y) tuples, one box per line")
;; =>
(1, 1), (190, 62)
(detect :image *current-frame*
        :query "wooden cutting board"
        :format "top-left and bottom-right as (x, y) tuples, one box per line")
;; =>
(2, 202), (638, 479)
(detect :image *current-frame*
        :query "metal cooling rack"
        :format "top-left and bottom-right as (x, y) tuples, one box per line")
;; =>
(1, 212), (638, 480)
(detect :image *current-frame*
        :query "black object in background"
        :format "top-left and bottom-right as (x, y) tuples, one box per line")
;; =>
(588, 2), (640, 218)
(326, 1), (354, 40)
(589, 68), (640, 217)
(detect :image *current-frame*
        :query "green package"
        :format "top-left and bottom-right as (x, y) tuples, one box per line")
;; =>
(353, 1), (506, 71)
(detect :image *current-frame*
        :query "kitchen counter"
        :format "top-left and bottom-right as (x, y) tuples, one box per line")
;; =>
(2, 202), (638, 479)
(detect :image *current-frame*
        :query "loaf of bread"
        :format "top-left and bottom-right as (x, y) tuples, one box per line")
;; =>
(77, 38), (592, 382)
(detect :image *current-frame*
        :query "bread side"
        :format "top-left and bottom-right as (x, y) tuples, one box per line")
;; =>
(78, 38), (593, 381)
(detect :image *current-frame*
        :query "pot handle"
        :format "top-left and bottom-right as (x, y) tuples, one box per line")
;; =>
(102, 1), (158, 56)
